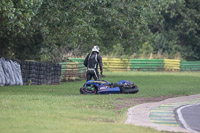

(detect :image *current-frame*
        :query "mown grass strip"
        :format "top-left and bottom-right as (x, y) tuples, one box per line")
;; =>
(1, 72), (200, 133)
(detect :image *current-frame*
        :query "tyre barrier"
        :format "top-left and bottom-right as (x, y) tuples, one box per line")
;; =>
(0, 57), (23, 86)
(20, 61), (61, 85)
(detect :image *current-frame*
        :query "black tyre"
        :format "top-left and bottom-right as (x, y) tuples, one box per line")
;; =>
(120, 85), (139, 94)
(80, 86), (97, 94)
(39, 67), (46, 71)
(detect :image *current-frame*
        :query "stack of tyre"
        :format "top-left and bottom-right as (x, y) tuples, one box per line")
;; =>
(20, 61), (61, 85)
(0, 57), (23, 86)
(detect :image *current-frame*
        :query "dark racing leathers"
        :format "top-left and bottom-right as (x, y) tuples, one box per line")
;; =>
(84, 53), (103, 81)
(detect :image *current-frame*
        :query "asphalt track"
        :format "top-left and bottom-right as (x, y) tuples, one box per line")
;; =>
(176, 103), (200, 133)
(125, 94), (200, 133)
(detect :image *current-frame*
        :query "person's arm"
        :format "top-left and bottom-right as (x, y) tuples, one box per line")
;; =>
(98, 55), (103, 75)
(84, 54), (89, 67)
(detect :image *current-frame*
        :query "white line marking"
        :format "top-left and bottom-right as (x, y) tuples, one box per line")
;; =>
(177, 103), (200, 133)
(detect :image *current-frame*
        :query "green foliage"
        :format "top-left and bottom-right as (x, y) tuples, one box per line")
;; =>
(149, 0), (200, 60)
(0, 0), (44, 59)
(111, 43), (124, 57)
(139, 42), (154, 58)
(0, 0), (200, 61)
(0, 0), (152, 61)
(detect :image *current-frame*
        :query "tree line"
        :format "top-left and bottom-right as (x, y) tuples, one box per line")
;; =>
(0, 0), (200, 62)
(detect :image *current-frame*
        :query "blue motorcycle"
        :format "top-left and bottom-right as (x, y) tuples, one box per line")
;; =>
(80, 80), (139, 94)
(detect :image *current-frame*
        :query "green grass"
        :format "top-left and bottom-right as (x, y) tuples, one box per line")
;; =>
(1, 72), (200, 133)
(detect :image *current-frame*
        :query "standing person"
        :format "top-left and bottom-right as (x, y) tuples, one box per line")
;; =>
(84, 46), (103, 81)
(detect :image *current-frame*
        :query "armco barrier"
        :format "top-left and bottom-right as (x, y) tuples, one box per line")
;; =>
(130, 59), (164, 71)
(69, 58), (85, 73)
(102, 58), (130, 71)
(60, 60), (85, 81)
(69, 58), (130, 72)
(180, 61), (200, 71)
(59, 58), (200, 80)
(164, 59), (180, 71)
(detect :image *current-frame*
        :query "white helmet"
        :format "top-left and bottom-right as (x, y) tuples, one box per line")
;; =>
(92, 46), (100, 53)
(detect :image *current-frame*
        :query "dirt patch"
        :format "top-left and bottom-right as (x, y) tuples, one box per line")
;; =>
(82, 117), (115, 123)
(113, 96), (174, 110)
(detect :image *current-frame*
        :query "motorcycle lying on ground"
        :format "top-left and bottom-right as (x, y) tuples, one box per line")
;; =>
(80, 80), (139, 94)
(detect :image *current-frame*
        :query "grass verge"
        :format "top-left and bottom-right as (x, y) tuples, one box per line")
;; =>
(1, 72), (200, 133)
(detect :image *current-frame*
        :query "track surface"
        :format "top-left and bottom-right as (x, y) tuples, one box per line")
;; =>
(177, 104), (200, 133)
(125, 94), (200, 133)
